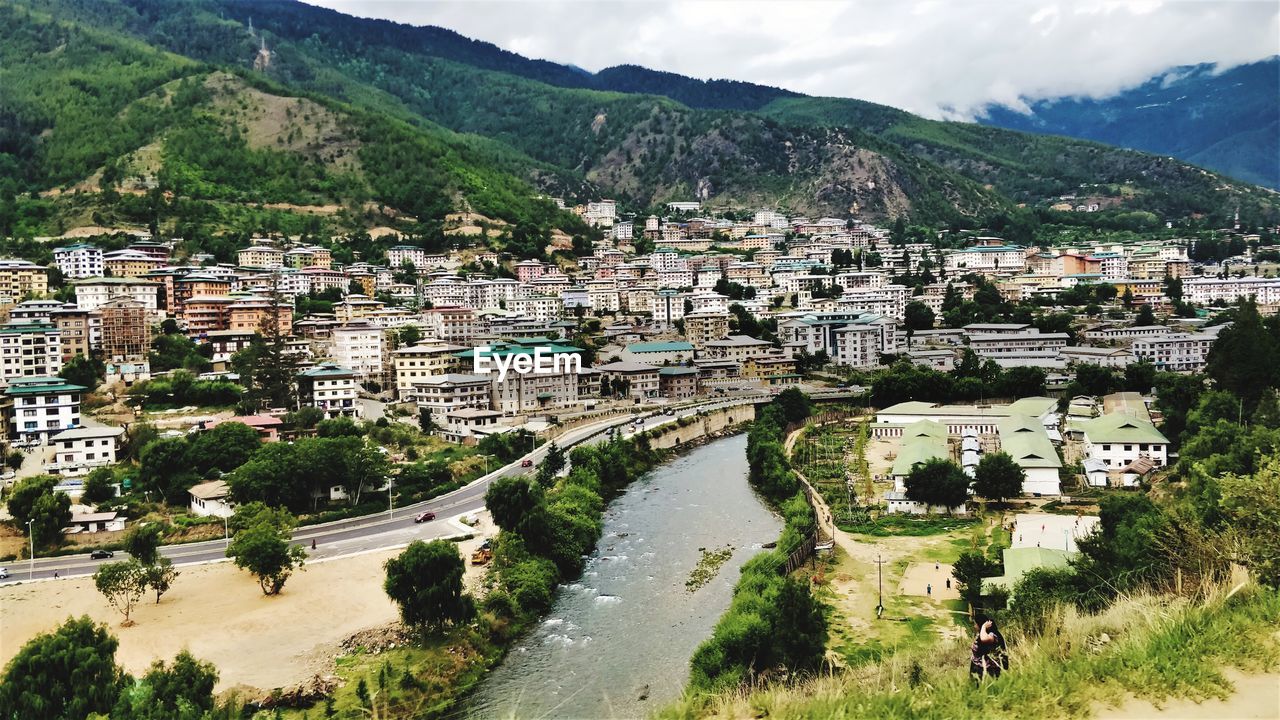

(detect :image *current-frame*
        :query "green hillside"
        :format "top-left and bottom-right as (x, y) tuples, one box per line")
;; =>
(4, 0), (1278, 237)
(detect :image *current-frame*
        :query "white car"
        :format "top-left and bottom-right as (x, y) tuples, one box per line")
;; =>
(0, 568), (9, 580)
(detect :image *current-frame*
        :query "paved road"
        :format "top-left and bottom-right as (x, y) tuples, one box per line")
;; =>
(0, 398), (761, 584)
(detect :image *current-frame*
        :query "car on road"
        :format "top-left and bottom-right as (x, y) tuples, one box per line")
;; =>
(414, 511), (436, 523)
(0, 567), (8, 579)
(520, 459), (534, 467)
(89, 549), (114, 559)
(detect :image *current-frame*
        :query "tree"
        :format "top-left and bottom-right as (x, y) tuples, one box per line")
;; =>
(61, 353), (104, 390)
(535, 442), (566, 487)
(383, 540), (475, 632)
(94, 560), (150, 625)
(951, 550), (999, 609)
(226, 503), (306, 595)
(186, 421), (261, 474)
(418, 407), (436, 434)
(6, 475), (71, 548)
(138, 436), (198, 504)
(774, 388), (812, 425)
(1218, 454), (1280, 588)
(1134, 303), (1156, 326)
(903, 301), (935, 333)
(113, 650), (218, 720)
(903, 458), (969, 513)
(1206, 299), (1278, 413)
(0, 616), (127, 720)
(398, 324), (423, 347)
(82, 467), (117, 504)
(484, 476), (545, 534)
(1123, 360), (1156, 394)
(285, 405), (324, 430)
(972, 452), (1025, 503)
(143, 559), (179, 604)
(123, 523), (163, 565)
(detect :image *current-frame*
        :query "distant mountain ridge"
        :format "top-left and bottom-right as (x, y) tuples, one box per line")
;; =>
(977, 58), (1280, 189)
(5, 0), (1277, 232)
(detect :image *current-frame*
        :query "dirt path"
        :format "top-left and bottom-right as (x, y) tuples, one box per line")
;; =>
(1093, 670), (1280, 719)
(0, 526), (493, 693)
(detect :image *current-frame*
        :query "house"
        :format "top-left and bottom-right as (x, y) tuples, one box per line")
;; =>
(595, 361), (661, 400)
(66, 511), (126, 534)
(620, 341), (695, 366)
(296, 363), (362, 419)
(996, 415), (1062, 496)
(441, 408), (504, 444)
(1075, 413), (1170, 477)
(203, 415), (283, 442)
(658, 366), (700, 398)
(189, 479), (235, 518)
(46, 425), (124, 476)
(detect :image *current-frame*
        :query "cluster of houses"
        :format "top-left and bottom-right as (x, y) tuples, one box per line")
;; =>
(873, 390), (1170, 515)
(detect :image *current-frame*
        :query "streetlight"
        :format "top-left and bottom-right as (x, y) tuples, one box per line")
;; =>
(26, 519), (34, 581)
(387, 478), (395, 520)
(222, 515), (229, 545)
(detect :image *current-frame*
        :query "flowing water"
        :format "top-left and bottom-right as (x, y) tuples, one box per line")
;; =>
(464, 433), (780, 719)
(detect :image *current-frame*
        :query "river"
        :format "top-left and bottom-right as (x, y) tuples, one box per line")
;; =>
(463, 433), (781, 719)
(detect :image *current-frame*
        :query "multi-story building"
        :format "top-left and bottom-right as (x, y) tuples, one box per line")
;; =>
(595, 361), (660, 400)
(74, 277), (161, 312)
(3, 375), (83, 444)
(966, 330), (1070, 365)
(1130, 332), (1214, 372)
(0, 320), (63, 382)
(393, 342), (465, 399)
(423, 307), (477, 343)
(237, 245), (285, 269)
(1183, 277), (1280, 310)
(658, 366), (700, 398)
(53, 244), (104, 279)
(228, 297), (293, 336)
(331, 322), (386, 382)
(0, 259), (49, 303)
(944, 246), (1026, 274)
(103, 249), (165, 278)
(296, 362), (361, 418)
(97, 298), (152, 363)
(412, 373), (493, 415)
(46, 425), (124, 477)
(181, 296), (234, 336)
(683, 311), (731, 349)
(386, 245), (433, 271)
(52, 305), (96, 363)
(1076, 413), (1169, 471)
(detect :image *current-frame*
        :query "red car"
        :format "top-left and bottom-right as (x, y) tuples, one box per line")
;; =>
(414, 511), (436, 523)
(521, 459), (534, 467)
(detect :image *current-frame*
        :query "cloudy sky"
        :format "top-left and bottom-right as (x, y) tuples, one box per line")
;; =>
(309, 0), (1279, 119)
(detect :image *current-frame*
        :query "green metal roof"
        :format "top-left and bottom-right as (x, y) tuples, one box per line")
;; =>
(891, 419), (949, 477)
(997, 415), (1062, 469)
(982, 547), (1074, 595)
(658, 367), (699, 376)
(5, 376), (86, 395)
(0, 322), (58, 334)
(627, 341), (694, 353)
(1077, 413), (1169, 445)
(298, 362), (355, 378)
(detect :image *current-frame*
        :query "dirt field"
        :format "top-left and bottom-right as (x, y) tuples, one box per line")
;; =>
(0, 530), (493, 693)
(1094, 669), (1280, 719)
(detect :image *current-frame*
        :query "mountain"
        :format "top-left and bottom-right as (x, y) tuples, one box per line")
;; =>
(5, 0), (1278, 238)
(977, 58), (1280, 190)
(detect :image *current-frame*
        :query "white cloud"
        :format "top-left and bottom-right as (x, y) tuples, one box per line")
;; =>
(307, 0), (1279, 118)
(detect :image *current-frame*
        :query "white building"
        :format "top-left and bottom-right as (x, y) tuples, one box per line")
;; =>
(73, 278), (161, 312)
(53, 244), (104, 279)
(4, 376), (84, 444)
(189, 479), (235, 518)
(46, 425), (124, 476)
(1076, 413), (1170, 472)
(297, 363), (362, 418)
(1131, 332), (1214, 372)
(0, 321), (63, 382)
(331, 322), (386, 382)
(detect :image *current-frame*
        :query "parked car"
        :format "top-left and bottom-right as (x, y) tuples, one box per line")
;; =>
(414, 511), (436, 523)
(89, 549), (114, 559)
(520, 459), (534, 468)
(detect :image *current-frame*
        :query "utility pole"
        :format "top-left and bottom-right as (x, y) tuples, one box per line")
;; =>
(388, 478), (395, 520)
(27, 519), (34, 580)
(874, 552), (886, 618)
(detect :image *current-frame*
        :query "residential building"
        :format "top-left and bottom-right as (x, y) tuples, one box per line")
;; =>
(412, 373), (493, 416)
(189, 479), (235, 518)
(620, 341), (695, 366)
(658, 366), (699, 398)
(53, 244), (104, 279)
(393, 342), (464, 399)
(683, 311), (730, 349)
(97, 299), (152, 363)
(0, 320), (62, 382)
(52, 306), (95, 363)
(0, 259), (49, 302)
(237, 245), (285, 269)
(103, 249), (165, 277)
(74, 277), (161, 312)
(46, 425), (124, 476)
(702, 335), (773, 362)
(596, 361), (660, 400)
(296, 362), (361, 418)
(1075, 413), (1169, 478)
(1131, 332), (1214, 372)
(3, 376), (84, 444)
(331, 322), (386, 382)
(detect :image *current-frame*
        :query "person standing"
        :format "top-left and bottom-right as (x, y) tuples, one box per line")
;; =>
(927, 583), (932, 597)
(970, 615), (1009, 683)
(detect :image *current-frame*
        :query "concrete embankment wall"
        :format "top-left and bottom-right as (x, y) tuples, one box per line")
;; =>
(645, 405), (758, 450)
